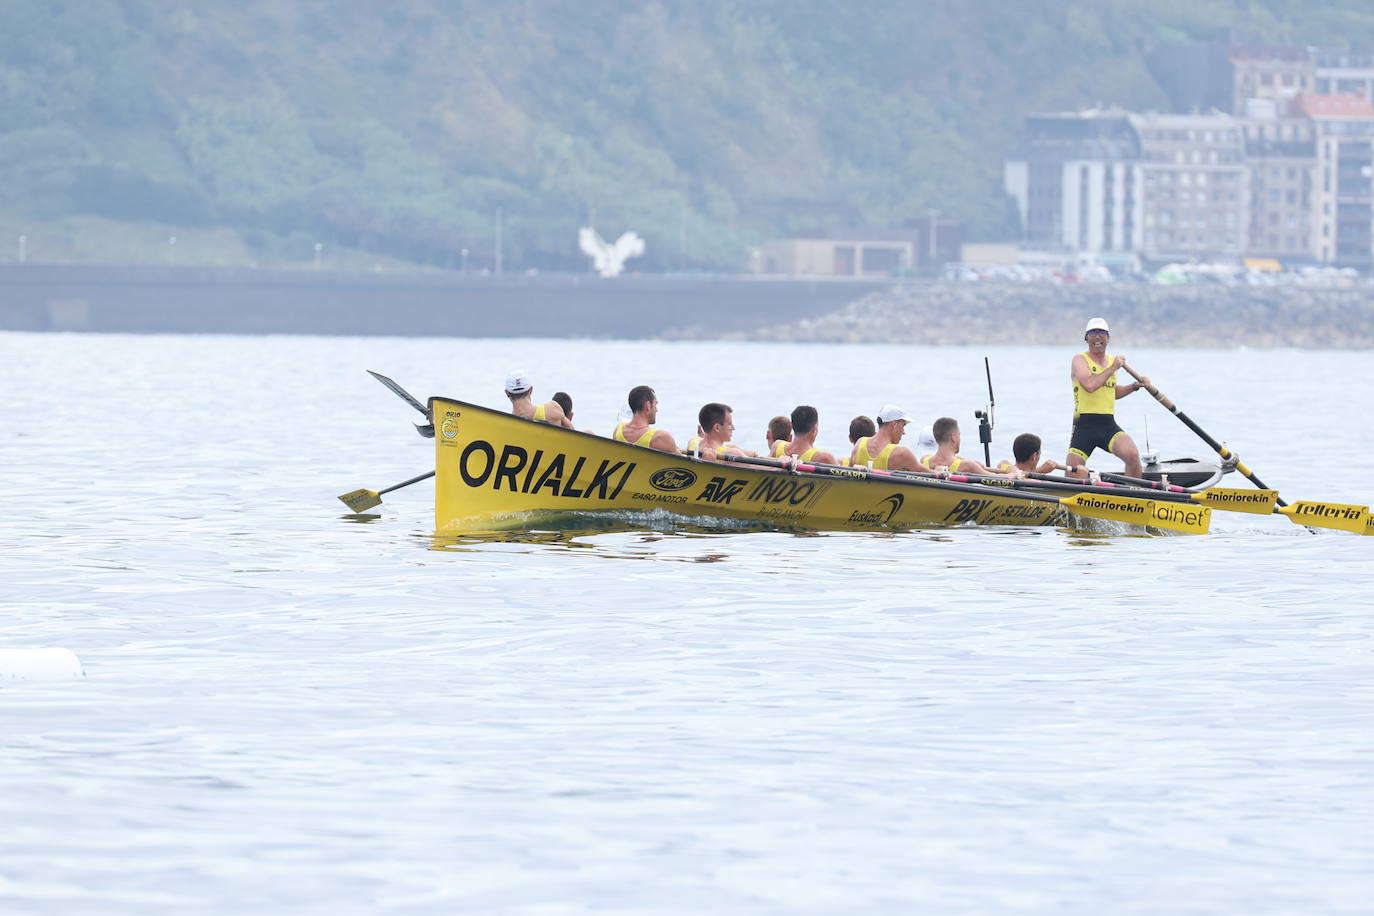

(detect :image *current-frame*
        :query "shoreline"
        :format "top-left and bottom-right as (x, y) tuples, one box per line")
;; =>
(2, 266), (1371, 347)
(712, 281), (1374, 349)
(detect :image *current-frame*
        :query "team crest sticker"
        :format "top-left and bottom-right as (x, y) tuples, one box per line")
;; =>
(440, 412), (462, 439)
(649, 468), (697, 492)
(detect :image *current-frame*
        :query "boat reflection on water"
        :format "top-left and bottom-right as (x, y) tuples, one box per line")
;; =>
(426, 508), (796, 556)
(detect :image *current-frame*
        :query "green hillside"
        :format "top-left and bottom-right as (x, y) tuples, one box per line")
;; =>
(5, 0), (1374, 271)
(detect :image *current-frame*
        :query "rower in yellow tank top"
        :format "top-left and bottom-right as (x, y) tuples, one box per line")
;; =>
(771, 440), (788, 458)
(1066, 317), (1149, 479)
(1072, 351), (1118, 419)
(922, 453), (967, 473)
(854, 436), (897, 471)
(615, 422), (658, 447)
(533, 403), (546, 422)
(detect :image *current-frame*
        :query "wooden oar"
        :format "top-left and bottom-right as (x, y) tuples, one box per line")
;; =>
(338, 471), (435, 513)
(722, 454), (1210, 534)
(1121, 363), (1370, 532)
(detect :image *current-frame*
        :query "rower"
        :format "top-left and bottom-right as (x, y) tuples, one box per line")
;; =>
(766, 415), (792, 458)
(1066, 317), (1150, 478)
(613, 385), (679, 453)
(504, 370), (572, 428)
(696, 403), (746, 462)
(997, 432), (1068, 477)
(552, 391), (574, 423)
(921, 417), (993, 475)
(849, 405), (929, 472)
(840, 415), (875, 466)
(780, 405), (837, 465)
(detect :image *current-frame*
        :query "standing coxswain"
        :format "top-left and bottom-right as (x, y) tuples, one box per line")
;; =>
(1066, 317), (1150, 478)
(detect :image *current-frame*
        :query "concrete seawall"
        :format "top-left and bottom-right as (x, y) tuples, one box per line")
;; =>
(4, 268), (1371, 347)
(716, 281), (1374, 348)
(0, 265), (877, 339)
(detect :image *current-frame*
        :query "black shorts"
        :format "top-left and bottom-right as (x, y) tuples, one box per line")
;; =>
(1069, 413), (1125, 459)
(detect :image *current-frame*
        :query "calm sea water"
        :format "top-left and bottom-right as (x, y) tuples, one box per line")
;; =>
(3, 330), (1373, 914)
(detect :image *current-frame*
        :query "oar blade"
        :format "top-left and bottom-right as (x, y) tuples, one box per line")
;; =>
(1060, 493), (1210, 534)
(339, 488), (383, 512)
(1191, 488), (1279, 514)
(1365, 515), (1374, 536)
(1277, 501), (1370, 533)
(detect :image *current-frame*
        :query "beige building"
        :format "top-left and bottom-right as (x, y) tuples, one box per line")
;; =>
(756, 224), (960, 276)
(1292, 93), (1374, 268)
(1128, 113), (1249, 260)
(1315, 50), (1374, 104)
(1241, 115), (1319, 260)
(757, 238), (914, 277)
(1231, 46), (1315, 114)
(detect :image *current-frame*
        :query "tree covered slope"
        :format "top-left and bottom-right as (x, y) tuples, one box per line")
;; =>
(4, 0), (1373, 270)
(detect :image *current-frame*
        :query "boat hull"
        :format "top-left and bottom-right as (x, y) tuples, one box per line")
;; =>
(431, 397), (1070, 534)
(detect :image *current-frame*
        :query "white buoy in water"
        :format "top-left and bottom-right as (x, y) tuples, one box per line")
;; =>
(0, 648), (85, 681)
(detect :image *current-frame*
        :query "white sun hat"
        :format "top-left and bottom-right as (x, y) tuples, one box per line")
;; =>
(504, 370), (533, 394)
(876, 404), (915, 424)
(1084, 317), (1110, 333)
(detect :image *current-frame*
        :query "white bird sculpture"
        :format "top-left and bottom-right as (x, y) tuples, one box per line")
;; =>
(579, 227), (645, 277)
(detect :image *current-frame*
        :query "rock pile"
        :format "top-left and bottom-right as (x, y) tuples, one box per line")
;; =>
(716, 282), (1374, 348)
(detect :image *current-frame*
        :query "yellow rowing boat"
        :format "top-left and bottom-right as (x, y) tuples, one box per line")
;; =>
(345, 374), (1374, 538)
(431, 396), (1082, 533)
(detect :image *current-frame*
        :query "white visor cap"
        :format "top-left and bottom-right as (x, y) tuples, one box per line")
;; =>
(504, 371), (533, 394)
(876, 404), (915, 424)
(1084, 317), (1110, 334)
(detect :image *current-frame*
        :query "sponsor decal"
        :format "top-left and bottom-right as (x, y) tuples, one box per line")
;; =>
(1294, 503), (1365, 521)
(1199, 490), (1273, 505)
(649, 468), (697, 492)
(757, 507), (809, 521)
(987, 503), (1048, 522)
(632, 492), (688, 504)
(847, 492), (905, 524)
(1150, 503), (1206, 527)
(1076, 494), (1146, 516)
(745, 476), (819, 507)
(697, 476), (748, 505)
(456, 440), (634, 500)
(942, 498), (992, 523)
(439, 410), (462, 440)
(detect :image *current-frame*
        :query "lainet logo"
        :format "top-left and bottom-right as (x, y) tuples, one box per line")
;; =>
(649, 468), (697, 492)
(440, 411), (462, 439)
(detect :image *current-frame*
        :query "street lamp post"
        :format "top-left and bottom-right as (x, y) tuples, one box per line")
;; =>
(314, 242), (323, 270)
(460, 248), (469, 274)
(926, 208), (940, 266)
(18, 234), (26, 264)
(168, 236), (177, 265)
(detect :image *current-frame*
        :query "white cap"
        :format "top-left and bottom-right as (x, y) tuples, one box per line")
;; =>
(616, 404), (633, 423)
(876, 404), (914, 424)
(915, 427), (937, 454)
(504, 370), (532, 394)
(1084, 317), (1110, 334)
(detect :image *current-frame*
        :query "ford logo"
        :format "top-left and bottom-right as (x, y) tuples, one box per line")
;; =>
(649, 468), (697, 492)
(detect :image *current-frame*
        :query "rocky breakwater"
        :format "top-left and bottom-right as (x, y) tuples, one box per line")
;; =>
(712, 282), (1374, 348)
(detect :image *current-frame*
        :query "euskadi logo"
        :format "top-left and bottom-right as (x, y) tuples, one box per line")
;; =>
(440, 412), (462, 439)
(649, 468), (697, 492)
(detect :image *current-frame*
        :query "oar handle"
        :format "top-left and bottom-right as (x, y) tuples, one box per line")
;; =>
(379, 470), (436, 496)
